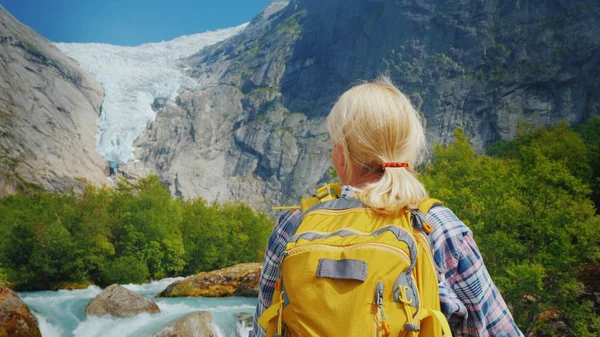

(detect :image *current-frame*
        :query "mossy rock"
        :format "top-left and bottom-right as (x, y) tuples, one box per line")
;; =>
(0, 286), (42, 337)
(157, 263), (261, 298)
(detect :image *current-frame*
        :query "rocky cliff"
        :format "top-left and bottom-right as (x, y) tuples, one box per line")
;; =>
(0, 5), (107, 196)
(124, 0), (600, 209)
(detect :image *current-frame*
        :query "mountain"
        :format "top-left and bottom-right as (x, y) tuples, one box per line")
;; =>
(55, 25), (247, 169)
(0, 5), (107, 196)
(125, 0), (599, 209)
(2, 1), (598, 209)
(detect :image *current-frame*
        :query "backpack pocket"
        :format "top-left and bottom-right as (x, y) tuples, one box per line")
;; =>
(280, 240), (420, 337)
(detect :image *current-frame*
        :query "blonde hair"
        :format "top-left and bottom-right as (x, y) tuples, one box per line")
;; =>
(326, 76), (428, 214)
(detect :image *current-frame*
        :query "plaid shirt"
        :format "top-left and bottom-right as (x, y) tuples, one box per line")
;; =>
(250, 186), (524, 337)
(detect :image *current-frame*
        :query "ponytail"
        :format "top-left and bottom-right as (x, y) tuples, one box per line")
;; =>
(327, 76), (428, 215)
(360, 165), (428, 214)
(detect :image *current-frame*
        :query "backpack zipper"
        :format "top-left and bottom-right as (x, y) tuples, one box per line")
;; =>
(284, 243), (411, 265)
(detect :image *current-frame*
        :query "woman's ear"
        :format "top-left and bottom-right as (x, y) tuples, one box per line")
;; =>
(332, 144), (347, 184)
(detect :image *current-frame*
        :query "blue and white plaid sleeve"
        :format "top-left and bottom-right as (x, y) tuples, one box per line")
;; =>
(249, 209), (303, 337)
(428, 206), (524, 337)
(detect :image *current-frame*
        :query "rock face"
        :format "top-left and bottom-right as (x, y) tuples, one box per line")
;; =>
(0, 285), (42, 337)
(152, 311), (216, 337)
(86, 284), (160, 317)
(158, 263), (260, 297)
(0, 5), (107, 197)
(125, 1), (331, 210)
(125, 0), (599, 210)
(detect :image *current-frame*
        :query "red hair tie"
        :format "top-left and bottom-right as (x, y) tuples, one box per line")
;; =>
(381, 162), (409, 169)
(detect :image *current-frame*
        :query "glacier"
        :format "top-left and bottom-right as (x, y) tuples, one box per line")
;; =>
(55, 24), (247, 167)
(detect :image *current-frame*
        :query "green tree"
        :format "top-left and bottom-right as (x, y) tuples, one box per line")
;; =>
(100, 256), (149, 285)
(2, 192), (81, 288)
(106, 176), (185, 281)
(70, 185), (115, 283)
(180, 199), (224, 273)
(575, 116), (600, 210)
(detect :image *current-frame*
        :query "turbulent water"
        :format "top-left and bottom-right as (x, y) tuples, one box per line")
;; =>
(54, 25), (247, 167)
(18, 278), (256, 337)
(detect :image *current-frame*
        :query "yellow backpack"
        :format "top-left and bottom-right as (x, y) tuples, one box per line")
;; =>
(259, 184), (452, 337)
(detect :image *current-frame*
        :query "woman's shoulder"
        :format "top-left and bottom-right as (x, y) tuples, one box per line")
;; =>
(424, 205), (473, 262)
(425, 204), (472, 237)
(271, 209), (304, 242)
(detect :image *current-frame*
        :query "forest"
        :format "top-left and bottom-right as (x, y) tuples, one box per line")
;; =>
(0, 175), (273, 289)
(0, 117), (598, 335)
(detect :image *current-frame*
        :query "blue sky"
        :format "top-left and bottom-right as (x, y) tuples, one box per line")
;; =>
(0, 0), (274, 45)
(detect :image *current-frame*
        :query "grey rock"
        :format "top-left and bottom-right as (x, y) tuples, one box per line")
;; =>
(152, 311), (216, 337)
(0, 5), (108, 197)
(86, 284), (160, 317)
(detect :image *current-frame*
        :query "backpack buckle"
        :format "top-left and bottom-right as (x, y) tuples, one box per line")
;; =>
(315, 183), (342, 201)
(315, 182), (332, 199)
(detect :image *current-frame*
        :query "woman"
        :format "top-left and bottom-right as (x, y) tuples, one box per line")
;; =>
(250, 76), (523, 337)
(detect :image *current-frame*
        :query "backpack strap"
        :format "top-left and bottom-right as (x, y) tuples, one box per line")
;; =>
(418, 198), (443, 216)
(411, 198), (443, 235)
(420, 308), (453, 337)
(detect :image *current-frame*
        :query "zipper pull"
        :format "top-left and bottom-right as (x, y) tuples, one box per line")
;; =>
(375, 281), (384, 307)
(382, 321), (392, 335)
(375, 281), (391, 336)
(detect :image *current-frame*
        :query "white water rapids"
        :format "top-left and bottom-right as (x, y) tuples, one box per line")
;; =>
(18, 278), (256, 337)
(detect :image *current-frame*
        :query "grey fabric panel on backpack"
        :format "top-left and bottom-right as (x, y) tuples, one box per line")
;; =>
(288, 229), (359, 243)
(394, 272), (420, 308)
(288, 198), (364, 238)
(370, 226), (417, 269)
(289, 225), (417, 271)
(317, 258), (368, 282)
(409, 208), (428, 233)
(304, 197), (364, 214)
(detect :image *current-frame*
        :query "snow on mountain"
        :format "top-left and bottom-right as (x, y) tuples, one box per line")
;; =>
(55, 24), (248, 167)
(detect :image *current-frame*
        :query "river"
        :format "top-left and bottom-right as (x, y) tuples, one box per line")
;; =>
(17, 278), (257, 337)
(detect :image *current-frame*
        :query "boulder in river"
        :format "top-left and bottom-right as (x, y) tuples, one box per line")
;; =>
(0, 284), (42, 337)
(152, 311), (216, 337)
(86, 284), (160, 317)
(158, 263), (260, 297)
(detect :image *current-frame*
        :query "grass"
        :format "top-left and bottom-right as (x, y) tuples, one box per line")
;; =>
(254, 113), (266, 123)
(14, 172), (44, 191)
(276, 126), (292, 134)
(22, 40), (38, 53)
(246, 46), (259, 59)
(251, 86), (277, 94)
(0, 153), (21, 169)
(277, 12), (305, 38)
